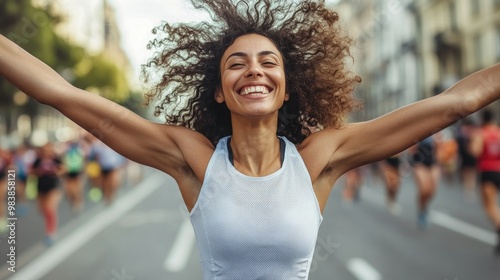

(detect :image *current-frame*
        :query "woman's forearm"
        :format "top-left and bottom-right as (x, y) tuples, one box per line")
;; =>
(446, 63), (500, 118)
(0, 34), (71, 106)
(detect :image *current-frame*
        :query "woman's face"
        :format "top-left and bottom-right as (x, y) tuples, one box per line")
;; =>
(217, 33), (288, 119)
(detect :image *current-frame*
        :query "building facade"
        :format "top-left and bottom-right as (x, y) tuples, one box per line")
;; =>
(331, 0), (420, 120)
(416, 0), (500, 117)
(330, 0), (500, 121)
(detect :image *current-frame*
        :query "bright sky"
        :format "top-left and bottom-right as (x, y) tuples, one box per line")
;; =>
(107, 0), (210, 86)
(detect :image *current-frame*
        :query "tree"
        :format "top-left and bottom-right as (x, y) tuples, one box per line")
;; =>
(0, 0), (134, 135)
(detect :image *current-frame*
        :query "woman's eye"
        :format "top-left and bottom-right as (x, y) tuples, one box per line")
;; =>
(229, 63), (244, 68)
(262, 61), (277, 66)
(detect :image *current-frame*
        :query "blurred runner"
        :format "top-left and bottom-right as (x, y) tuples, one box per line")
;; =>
(343, 167), (363, 202)
(81, 132), (102, 202)
(456, 118), (478, 200)
(89, 139), (126, 205)
(12, 143), (36, 216)
(32, 143), (64, 246)
(409, 136), (440, 229)
(470, 109), (500, 255)
(380, 153), (402, 215)
(62, 139), (86, 213)
(435, 127), (458, 181)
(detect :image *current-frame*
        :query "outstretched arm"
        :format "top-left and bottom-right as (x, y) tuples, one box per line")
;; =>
(325, 63), (500, 176)
(0, 35), (208, 177)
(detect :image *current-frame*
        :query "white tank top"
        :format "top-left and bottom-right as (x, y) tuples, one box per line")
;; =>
(190, 136), (323, 280)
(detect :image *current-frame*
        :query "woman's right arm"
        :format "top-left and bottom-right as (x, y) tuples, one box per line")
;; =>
(0, 35), (209, 179)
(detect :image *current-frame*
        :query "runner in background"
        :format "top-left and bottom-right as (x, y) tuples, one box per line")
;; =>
(409, 136), (441, 229)
(89, 138), (126, 205)
(62, 139), (86, 213)
(343, 167), (363, 203)
(31, 143), (64, 246)
(12, 143), (37, 216)
(380, 153), (402, 215)
(82, 132), (102, 202)
(435, 127), (458, 182)
(469, 109), (500, 255)
(456, 118), (478, 200)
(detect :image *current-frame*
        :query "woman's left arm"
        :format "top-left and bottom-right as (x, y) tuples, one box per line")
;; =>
(328, 63), (500, 175)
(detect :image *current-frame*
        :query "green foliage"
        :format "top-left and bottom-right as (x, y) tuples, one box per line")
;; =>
(73, 54), (130, 102)
(0, 0), (131, 103)
(0, 0), (29, 30)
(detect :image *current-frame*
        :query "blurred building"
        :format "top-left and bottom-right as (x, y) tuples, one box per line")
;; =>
(416, 0), (500, 113)
(32, 0), (131, 81)
(103, 1), (130, 68)
(332, 0), (419, 120)
(33, 0), (116, 55)
(330, 0), (500, 120)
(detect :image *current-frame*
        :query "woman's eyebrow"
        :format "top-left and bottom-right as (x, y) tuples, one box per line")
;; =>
(226, 52), (247, 62)
(225, 51), (280, 62)
(258, 51), (279, 58)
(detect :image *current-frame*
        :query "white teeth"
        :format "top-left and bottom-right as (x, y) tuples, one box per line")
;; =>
(239, 86), (270, 95)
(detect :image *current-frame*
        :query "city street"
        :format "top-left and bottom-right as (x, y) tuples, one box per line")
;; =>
(1, 1), (500, 280)
(0, 164), (499, 280)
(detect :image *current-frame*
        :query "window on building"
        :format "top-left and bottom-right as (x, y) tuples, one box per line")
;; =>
(471, 0), (480, 16)
(104, 20), (111, 40)
(474, 34), (483, 68)
(449, 2), (458, 30)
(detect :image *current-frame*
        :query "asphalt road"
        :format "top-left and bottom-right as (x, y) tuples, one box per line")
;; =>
(1, 164), (499, 280)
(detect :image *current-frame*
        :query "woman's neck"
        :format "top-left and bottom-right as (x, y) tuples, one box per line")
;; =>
(230, 117), (281, 176)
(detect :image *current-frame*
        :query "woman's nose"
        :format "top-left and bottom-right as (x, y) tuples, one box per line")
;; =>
(245, 63), (263, 78)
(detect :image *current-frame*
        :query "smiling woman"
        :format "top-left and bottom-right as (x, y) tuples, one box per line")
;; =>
(0, 0), (499, 279)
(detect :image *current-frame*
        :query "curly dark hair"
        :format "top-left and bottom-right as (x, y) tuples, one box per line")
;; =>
(142, 0), (361, 145)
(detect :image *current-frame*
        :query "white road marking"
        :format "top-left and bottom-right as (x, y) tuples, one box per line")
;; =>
(164, 219), (196, 272)
(347, 258), (382, 280)
(7, 172), (165, 280)
(360, 183), (497, 246)
(430, 211), (496, 245)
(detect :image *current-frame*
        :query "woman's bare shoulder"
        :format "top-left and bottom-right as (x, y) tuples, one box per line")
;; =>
(297, 127), (349, 182)
(149, 124), (215, 182)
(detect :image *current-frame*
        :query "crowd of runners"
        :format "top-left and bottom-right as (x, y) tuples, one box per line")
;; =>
(0, 130), (141, 246)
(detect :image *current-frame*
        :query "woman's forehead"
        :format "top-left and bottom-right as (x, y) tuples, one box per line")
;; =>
(222, 34), (282, 59)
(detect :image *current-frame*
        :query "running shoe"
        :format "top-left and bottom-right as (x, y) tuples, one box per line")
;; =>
(44, 235), (55, 247)
(417, 211), (428, 230)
